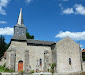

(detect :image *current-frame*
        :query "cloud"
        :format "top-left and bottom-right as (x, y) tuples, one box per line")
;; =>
(62, 8), (74, 14)
(62, 4), (85, 15)
(56, 31), (85, 40)
(0, 0), (11, 15)
(25, 0), (32, 4)
(0, 27), (14, 35)
(0, 21), (7, 24)
(75, 4), (85, 15)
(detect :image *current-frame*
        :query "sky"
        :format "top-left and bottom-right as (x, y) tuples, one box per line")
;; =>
(0, 0), (85, 49)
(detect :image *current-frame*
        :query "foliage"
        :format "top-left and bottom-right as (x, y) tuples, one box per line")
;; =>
(29, 70), (34, 74)
(0, 35), (10, 58)
(6, 42), (10, 50)
(47, 68), (49, 72)
(0, 32), (34, 58)
(0, 35), (7, 58)
(0, 63), (14, 72)
(26, 32), (34, 39)
(20, 71), (24, 73)
(49, 63), (56, 75)
(0, 35), (11, 59)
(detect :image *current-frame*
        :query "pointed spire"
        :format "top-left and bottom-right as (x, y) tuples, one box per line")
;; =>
(17, 8), (24, 25)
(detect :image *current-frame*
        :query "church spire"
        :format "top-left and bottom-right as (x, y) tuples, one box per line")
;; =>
(12, 8), (27, 41)
(17, 8), (24, 25)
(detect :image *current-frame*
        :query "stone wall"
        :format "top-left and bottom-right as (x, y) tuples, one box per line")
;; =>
(6, 41), (52, 72)
(82, 62), (85, 71)
(56, 37), (81, 73)
(6, 37), (82, 73)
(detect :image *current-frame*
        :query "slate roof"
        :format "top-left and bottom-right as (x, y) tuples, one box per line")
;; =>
(27, 39), (55, 45)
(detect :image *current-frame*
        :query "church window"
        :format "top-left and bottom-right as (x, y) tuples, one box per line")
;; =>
(40, 59), (42, 66)
(69, 58), (71, 65)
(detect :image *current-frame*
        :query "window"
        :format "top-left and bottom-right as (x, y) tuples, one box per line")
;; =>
(40, 59), (42, 66)
(69, 58), (71, 65)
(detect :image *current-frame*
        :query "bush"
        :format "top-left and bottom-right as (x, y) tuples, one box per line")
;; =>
(30, 70), (34, 74)
(47, 69), (49, 72)
(49, 63), (56, 75)
(0, 63), (14, 72)
(4, 67), (14, 72)
(4, 67), (9, 72)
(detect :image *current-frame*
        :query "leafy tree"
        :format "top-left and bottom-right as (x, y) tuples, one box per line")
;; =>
(26, 32), (34, 39)
(0, 35), (7, 58)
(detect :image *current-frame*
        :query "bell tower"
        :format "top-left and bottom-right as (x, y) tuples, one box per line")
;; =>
(12, 8), (27, 41)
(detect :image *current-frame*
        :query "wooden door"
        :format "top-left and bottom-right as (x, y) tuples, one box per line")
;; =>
(18, 61), (23, 71)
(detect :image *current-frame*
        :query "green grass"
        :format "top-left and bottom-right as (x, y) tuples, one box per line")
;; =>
(0, 65), (14, 72)
(0, 66), (5, 72)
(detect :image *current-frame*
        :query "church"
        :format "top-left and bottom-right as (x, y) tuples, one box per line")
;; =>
(5, 8), (83, 73)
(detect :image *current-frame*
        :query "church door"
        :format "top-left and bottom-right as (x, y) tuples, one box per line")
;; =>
(18, 60), (23, 71)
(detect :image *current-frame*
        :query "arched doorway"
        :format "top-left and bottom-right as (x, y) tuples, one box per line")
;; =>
(18, 60), (23, 71)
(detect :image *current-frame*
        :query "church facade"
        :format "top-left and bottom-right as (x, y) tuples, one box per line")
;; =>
(6, 9), (82, 73)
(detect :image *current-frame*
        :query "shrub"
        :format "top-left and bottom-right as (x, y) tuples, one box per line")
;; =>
(47, 69), (49, 72)
(30, 70), (34, 74)
(49, 63), (56, 75)
(4, 67), (9, 72)
(4, 67), (14, 72)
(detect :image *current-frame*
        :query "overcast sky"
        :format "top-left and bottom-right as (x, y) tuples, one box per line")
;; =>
(0, 0), (85, 49)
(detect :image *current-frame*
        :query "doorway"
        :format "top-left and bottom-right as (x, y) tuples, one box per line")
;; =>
(18, 60), (23, 71)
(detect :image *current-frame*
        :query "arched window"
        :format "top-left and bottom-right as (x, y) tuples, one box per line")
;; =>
(69, 58), (71, 65)
(40, 59), (42, 66)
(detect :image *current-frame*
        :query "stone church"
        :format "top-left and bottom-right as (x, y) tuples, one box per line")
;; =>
(5, 8), (82, 73)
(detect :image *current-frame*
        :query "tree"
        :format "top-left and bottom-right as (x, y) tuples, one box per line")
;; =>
(0, 35), (7, 58)
(26, 32), (34, 39)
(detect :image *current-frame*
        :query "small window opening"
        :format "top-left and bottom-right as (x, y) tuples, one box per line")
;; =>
(69, 58), (71, 65)
(40, 59), (42, 66)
